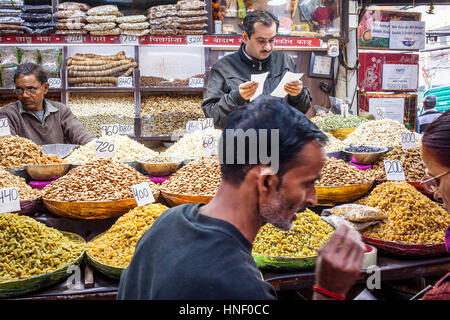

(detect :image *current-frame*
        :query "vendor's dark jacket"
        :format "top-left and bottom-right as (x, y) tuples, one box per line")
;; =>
(202, 43), (312, 128)
(0, 99), (95, 145)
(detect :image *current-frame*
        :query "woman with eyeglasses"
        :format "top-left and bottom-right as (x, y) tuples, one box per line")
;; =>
(420, 110), (450, 300)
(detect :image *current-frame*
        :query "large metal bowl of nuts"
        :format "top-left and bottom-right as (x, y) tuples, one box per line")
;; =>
(343, 145), (389, 164)
(26, 163), (71, 181)
(138, 156), (184, 177)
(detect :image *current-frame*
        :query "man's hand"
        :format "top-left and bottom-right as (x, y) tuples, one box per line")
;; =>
(314, 223), (365, 300)
(284, 80), (303, 96)
(239, 81), (259, 101)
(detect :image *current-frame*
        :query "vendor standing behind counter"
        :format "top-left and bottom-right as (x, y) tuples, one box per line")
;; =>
(202, 10), (312, 128)
(0, 63), (95, 145)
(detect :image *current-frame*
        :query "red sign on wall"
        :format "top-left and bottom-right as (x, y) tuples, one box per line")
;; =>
(359, 52), (419, 92)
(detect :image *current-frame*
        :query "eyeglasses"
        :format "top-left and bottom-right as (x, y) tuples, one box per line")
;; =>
(420, 171), (450, 193)
(14, 86), (40, 96)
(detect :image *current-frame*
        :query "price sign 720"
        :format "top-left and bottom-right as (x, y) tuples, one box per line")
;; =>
(95, 141), (115, 159)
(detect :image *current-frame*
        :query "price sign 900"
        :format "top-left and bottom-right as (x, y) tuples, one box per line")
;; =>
(132, 182), (155, 207)
(384, 160), (405, 181)
(0, 187), (20, 213)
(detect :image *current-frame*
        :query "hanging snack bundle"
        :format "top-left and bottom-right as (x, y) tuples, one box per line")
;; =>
(117, 15), (149, 36)
(0, 47), (19, 88)
(55, 2), (91, 36)
(176, 0), (207, 35)
(20, 5), (54, 35)
(148, 4), (179, 36)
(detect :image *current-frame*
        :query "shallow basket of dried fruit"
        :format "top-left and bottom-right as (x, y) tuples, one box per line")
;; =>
(325, 128), (356, 140)
(160, 190), (213, 207)
(43, 191), (160, 219)
(0, 232), (85, 299)
(362, 235), (446, 258)
(86, 232), (124, 280)
(252, 254), (317, 271)
(316, 181), (374, 206)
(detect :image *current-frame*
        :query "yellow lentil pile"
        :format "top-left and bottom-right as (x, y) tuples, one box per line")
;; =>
(87, 203), (168, 268)
(253, 209), (334, 258)
(0, 214), (85, 283)
(359, 182), (450, 244)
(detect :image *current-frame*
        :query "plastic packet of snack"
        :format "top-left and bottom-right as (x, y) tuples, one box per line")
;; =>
(0, 47), (18, 65)
(325, 204), (387, 222)
(20, 13), (52, 22)
(22, 5), (52, 13)
(20, 48), (39, 64)
(57, 2), (91, 12)
(40, 49), (61, 78)
(320, 213), (379, 232)
(1, 65), (17, 88)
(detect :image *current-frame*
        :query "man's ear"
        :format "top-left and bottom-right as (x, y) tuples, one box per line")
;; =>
(242, 31), (249, 43)
(256, 166), (279, 199)
(43, 82), (49, 95)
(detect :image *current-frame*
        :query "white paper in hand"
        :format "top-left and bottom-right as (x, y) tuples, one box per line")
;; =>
(250, 72), (269, 101)
(271, 72), (303, 98)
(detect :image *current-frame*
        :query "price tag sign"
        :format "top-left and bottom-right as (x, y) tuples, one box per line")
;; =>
(132, 182), (155, 207)
(203, 135), (219, 156)
(341, 103), (349, 118)
(117, 77), (133, 87)
(376, 106), (386, 120)
(0, 187), (20, 213)
(186, 120), (199, 133)
(48, 78), (62, 89)
(119, 124), (134, 135)
(188, 77), (204, 88)
(186, 35), (203, 45)
(120, 34), (139, 45)
(95, 141), (115, 159)
(101, 124), (120, 137)
(65, 34), (83, 43)
(198, 118), (214, 132)
(0, 118), (11, 137)
(384, 160), (406, 181)
(400, 132), (416, 150)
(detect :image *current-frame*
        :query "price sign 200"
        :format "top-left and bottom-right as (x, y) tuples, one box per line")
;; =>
(384, 160), (405, 181)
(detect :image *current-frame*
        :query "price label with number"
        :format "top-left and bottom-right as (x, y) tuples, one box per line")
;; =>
(203, 135), (219, 156)
(400, 132), (416, 150)
(101, 124), (120, 137)
(198, 118), (214, 132)
(0, 118), (11, 137)
(188, 77), (204, 88)
(117, 76), (133, 87)
(186, 120), (199, 133)
(376, 107), (386, 120)
(384, 160), (405, 181)
(186, 35), (203, 45)
(120, 34), (139, 45)
(0, 187), (20, 213)
(95, 141), (115, 159)
(48, 78), (62, 89)
(119, 124), (134, 135)
(65, 34), (83, 43)
(132, 182), (155, 207)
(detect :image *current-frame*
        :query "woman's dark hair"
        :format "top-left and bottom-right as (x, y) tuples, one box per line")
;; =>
(422, 110), (450, 168)
(14, 62), (48, 85)
(242, 10), (279, 38)
(220, 97), (327, 186)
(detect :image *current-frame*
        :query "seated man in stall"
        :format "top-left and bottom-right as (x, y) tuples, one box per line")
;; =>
(0, 62), (95, 145)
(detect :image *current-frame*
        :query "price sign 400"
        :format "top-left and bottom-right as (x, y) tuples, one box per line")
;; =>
(132, 182), (155, 207)
(0, 187), (20, 213)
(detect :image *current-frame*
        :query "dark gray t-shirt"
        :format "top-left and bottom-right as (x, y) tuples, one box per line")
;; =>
(117, 203), (277, 300)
